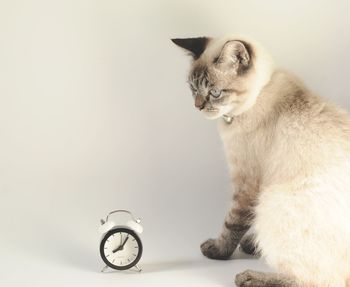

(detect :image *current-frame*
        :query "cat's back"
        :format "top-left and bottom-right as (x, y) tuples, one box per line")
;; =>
(270, 70), (350, 149)
(255, 70), (350, 185)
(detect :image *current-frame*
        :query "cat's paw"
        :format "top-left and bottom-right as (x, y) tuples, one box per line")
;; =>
(235, 270), (265, 287)
(200, 238), (233, 260)
(235, 269), (297, 287)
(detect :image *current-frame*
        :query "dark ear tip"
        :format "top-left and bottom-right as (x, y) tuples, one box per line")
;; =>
(171, 38), (181, 45)
(171, 37), (209, 59)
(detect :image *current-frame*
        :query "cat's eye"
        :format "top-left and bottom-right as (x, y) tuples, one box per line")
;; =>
(209, 88), (222, 98)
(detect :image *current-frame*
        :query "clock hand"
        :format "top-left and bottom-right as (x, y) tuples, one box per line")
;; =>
(112, 245), (123, 253)
(121, 235), (129, 247)
(112, 235), (129, 253)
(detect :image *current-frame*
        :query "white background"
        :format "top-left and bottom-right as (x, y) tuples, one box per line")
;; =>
(1, 0), (350, 286)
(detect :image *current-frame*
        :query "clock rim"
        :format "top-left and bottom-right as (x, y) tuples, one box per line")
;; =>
(99, 227), (143, 270)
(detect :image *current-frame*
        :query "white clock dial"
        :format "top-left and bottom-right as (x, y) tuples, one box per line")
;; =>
(101, 229), (142, 269)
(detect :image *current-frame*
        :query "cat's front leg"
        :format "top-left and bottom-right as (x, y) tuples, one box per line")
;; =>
(200, 191), (253, 260)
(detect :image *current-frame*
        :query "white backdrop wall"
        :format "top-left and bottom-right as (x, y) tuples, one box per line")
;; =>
(1, 0), (350, 285)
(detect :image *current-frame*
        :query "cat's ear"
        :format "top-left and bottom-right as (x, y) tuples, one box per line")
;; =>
(171, 37), (209, 60)
(215, 40), (251, 74)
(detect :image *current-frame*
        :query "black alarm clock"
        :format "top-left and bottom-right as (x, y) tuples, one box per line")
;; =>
(98, 210), (143, 272)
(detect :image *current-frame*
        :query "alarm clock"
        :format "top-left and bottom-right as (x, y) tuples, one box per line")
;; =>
(98, 209), (143, 272)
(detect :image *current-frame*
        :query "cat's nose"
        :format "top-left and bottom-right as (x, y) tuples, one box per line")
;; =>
(195, 95), (206, 110)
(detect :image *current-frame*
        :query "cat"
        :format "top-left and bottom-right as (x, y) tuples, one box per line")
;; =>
(172, 36), (350, 287)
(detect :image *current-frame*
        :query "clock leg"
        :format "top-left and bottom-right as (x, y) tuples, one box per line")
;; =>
(135, 264), (142, 272)
(101, 265), (109, 273)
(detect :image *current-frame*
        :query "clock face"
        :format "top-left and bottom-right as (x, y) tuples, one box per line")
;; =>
(100, 227), (143, 270)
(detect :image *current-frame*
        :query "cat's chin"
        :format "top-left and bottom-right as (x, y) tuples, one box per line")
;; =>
(202, 109), (223, 120)
(202, 107), (233, 120)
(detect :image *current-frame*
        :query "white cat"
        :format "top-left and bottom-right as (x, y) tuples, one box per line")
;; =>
(172, 36), (350, 287)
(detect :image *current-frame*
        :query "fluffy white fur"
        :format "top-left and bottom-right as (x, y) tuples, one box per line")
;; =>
(176, 36), (350, 287)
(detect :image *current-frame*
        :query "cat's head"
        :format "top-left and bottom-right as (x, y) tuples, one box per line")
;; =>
(172, 36), (273, 120)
